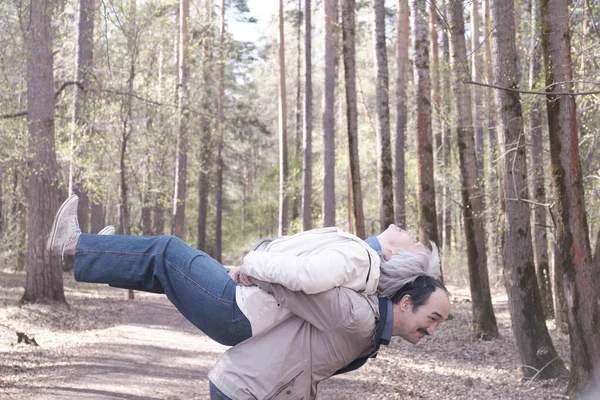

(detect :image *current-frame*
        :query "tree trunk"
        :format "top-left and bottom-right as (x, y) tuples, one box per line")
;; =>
(342, 0), (365, 239)
(441, 0), (452, 250)
(373, 0), (394, 230)
(70, 0), (95, 234)
(22, 0), (66, 304)
(448, 0), (498, 340)
(197, 0), (214, 250)
(430, 0), (443, 237)
(492, 0), (566, 380)
(322, 0), (336, 227)
(90, 202), (105, 233)
(483, 0), (501, 278)
(527, 0), (553, 320)
(411, 0), (440, 248)
(172, 0), (189, 240)
(471, 1), (485, 173)
(215, 0), (226, 261)
(278, 0), (289, 235)
(292, 0), (302, 222)
(395, 0), (409, 228)
(302, 0), (313, 231)
(541, 0), (600, 393)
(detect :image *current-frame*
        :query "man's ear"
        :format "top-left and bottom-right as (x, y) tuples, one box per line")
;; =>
(400, 295), (412, 311)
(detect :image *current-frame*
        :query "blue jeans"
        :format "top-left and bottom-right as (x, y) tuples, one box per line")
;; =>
(210, 381), (232, 400)
(74, 234), (252, 346)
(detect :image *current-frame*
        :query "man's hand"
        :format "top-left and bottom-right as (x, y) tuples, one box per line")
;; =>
(228, 266), (256, 286)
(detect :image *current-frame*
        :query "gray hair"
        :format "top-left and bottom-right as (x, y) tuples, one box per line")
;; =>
(377, 242), (441, 298)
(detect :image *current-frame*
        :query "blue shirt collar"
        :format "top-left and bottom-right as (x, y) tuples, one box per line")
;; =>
(381, 299), (393, 345)
(364, 236), (392, 346)
(364, 236), (382, 253)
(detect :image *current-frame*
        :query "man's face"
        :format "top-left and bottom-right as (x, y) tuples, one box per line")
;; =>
(393, 288), (450, 344)
(379, 224), (425, 260)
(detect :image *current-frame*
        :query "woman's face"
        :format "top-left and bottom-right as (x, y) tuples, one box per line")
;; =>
(379, 224), (425, 260)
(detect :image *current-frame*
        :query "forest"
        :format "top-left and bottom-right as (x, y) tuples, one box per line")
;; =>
(1, 0), (600, 398)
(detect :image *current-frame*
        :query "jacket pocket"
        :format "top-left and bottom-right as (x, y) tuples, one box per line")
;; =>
(265, 370), (304, 400)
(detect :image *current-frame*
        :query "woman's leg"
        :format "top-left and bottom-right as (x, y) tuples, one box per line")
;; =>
(209, 381), (233, 400)
(74, 234), (251, 346)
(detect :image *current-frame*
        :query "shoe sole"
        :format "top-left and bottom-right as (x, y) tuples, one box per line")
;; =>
(98, 226), (115, 235)
(46, 194), (79, 253)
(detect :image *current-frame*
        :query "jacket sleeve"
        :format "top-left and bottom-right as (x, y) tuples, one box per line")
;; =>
(240, 243), (370, 294)
(253, 280), (375, 333)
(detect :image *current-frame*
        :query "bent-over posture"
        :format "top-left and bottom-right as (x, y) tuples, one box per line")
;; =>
(47, 195), (450, 399)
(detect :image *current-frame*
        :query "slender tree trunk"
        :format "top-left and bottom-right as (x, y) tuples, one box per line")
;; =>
(483, 0), (501, 278)
(471, 1), (485, 172)
(302, 0), (313, 231)
(430, 0), (443, 236)
(492, 0), (566, 380)
(322, 0), (336, 227)
(441, 0), (452, 250)
(278, 0), (289, 235)
(412, 0), (439, 247)
(172, 0), (189, 240)
(215, 0), (226, 261)
(70, 0), (94, 234)
(197, 1), (214, 250)
(395, 0), (409, 228)
(291, 0), (302, 222)
(541, 0), (600, 393)
(23, 0), (66, 304)
(342, 0), (365, 239)
(448, 0), (498, 340)
(373, 0), (394, 230)
(527, 0), (553, 320)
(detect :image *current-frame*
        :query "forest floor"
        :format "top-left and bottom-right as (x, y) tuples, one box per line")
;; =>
(0, 267), (570, 400)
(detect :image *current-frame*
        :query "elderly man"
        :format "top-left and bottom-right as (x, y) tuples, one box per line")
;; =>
(47, 195), (450, 399)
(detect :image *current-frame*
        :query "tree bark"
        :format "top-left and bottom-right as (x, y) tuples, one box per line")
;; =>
(441, 0), (452, 250)
(373, 0), (394, 230)
(197, 0), (214, 250)
(483, 0), (501, 277)
(430, 0), (443, 237)
(70, 0), (95, 234)
(23, 0), (66, 304)
(527, 0), (553, 320)
(492, 0), (566, 380)
(322, 0), (336, 227)
(471, 1), (485, 173)
(292, 0), (302, 222)
(172, 0), (189, 240)
(302, 0), (313, 231)
(541, 0), (600, 393)
(342, 0), (365, 239)
(412, 0), (439, 247)
(278, 0), (289, 235)
(215, 0), (226, 261)
(448, 0), (498, 340)
(395, 0), (409, 228)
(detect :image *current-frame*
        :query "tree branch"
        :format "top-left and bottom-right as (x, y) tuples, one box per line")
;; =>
(464, 80), (600, 96)
(0, 81), (84, 119)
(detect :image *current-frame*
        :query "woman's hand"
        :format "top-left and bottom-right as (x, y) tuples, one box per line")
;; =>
(228, 266), (256, 286)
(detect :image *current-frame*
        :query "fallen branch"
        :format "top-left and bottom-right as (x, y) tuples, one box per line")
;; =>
(16, 331), (39, 346)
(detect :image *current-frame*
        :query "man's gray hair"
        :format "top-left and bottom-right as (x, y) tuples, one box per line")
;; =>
(377, 242), (441, 298)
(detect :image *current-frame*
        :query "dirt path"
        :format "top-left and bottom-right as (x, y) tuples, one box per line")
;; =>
(0, 268), (568, 399)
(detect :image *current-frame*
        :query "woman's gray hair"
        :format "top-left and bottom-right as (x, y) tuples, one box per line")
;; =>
(377, 242), (441, 298)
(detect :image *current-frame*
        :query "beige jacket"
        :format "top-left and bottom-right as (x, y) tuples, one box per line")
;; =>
(208, 281), (379, 399)
(237, 227), (380, 335)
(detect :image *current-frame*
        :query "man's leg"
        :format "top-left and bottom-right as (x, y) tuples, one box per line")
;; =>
(74, 234), (251, 346)
(209, 381), (233, 400)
